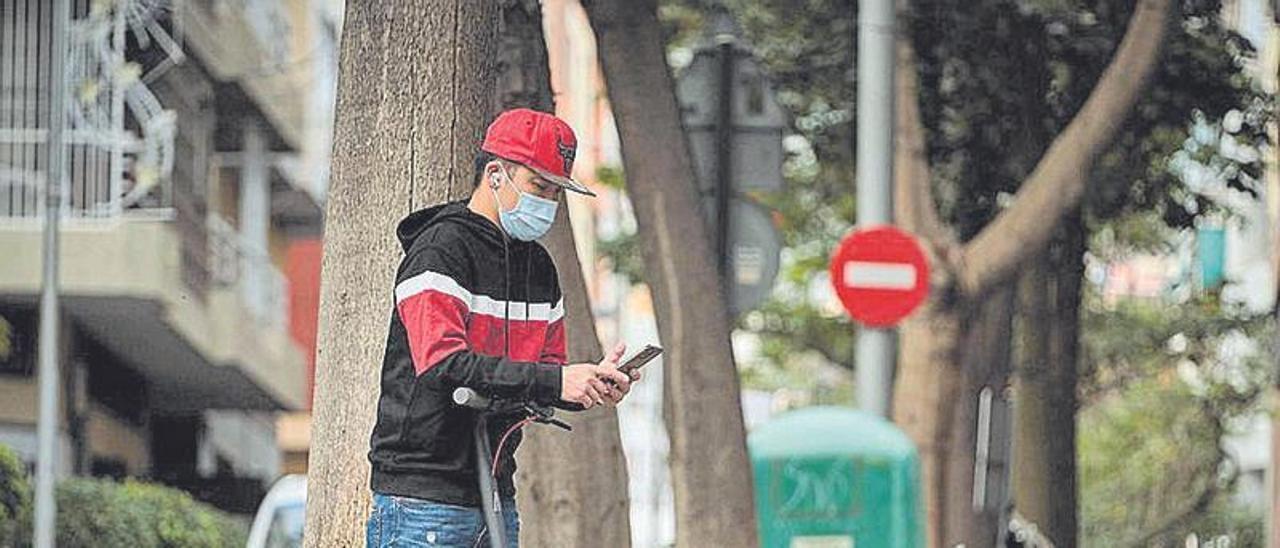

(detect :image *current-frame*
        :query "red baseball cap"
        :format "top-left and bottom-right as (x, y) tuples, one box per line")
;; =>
(481, 108), (596, 197)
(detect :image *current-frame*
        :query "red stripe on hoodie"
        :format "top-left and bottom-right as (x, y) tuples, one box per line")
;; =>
(396, 289), (470, 375)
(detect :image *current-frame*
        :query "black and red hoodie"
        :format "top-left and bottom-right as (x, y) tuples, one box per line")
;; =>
(368, 200), (567, 506)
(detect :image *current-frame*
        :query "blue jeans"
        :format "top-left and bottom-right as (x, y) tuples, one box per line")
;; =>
(367, 493), (520, 547)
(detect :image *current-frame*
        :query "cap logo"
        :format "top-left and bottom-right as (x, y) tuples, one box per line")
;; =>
(555, 129), (575, 176)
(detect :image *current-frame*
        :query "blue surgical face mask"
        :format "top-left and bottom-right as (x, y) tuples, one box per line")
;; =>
(491, 166), (558, 241)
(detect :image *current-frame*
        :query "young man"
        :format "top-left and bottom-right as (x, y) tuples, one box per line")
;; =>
(366, 109), (638, 547)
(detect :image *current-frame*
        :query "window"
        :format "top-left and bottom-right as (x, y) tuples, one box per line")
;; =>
(0, 309), (36, 377)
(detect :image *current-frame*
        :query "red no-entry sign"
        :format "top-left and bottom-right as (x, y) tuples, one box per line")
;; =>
(829, 225), (930, 327)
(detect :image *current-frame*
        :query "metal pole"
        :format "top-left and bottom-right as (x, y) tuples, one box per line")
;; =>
(473, 418), (507, 548)
(714, 37), (735, 282)
(36, 0), (71, 545)
(855, 0), (895, 417)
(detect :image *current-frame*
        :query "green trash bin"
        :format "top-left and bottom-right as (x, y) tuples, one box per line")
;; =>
(749, 406), (922, 548)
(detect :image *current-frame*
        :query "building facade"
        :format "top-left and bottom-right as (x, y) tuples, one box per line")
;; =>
(0, 0), (333, 512)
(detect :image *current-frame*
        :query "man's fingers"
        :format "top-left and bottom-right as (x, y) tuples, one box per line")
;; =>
(587, 377), (610, 396)
(604, 389), (623, 406)
(576, 385), (598, 408)
(604, 342), (626, 366)
(584, 380), (607, 404)
(597, 366), (631, 389)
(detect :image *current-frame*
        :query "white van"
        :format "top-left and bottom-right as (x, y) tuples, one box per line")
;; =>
(246, 474), (307, 548)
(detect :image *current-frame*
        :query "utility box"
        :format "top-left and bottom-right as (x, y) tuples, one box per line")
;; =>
(749, 406), (922, 548)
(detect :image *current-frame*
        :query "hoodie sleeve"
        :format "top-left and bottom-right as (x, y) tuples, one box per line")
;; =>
(541, 305), (567, 366)
(395, 239), (562, 404)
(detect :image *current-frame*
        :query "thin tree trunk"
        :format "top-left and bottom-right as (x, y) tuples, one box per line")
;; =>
(1013, 213), (1083, 547)
(581, 0), (759, 545)
(494, 2), (634, 545)
(303, 2), (498, 546)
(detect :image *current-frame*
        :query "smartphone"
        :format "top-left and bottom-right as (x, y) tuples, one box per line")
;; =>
(617, 344), (663, 375)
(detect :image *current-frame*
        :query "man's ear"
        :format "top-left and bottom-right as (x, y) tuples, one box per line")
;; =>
(485, 161), (503, 189)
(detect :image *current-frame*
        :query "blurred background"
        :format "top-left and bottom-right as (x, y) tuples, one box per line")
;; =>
(2, 0), (1280, 547)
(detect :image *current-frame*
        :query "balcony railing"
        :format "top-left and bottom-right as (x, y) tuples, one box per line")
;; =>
(207, 215), (287, 328)
(0, 0), (178, 222)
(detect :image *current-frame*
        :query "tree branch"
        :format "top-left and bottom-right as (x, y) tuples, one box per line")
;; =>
(957, 0), (1173, 297)
(893, 16), (956, 254)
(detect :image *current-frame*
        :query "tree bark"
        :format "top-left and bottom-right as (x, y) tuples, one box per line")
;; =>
(1012, 213), (1083, 547)
(945, 287), (1015, 546)
(892, 0), (1172, 545)
(493, 2), (634, 546)
(303, 2), (498, 546)
(581, 0), (759, 545)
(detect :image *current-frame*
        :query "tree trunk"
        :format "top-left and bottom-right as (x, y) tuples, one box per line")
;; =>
(1012, 213), (1083, 547)
(892, 0), (1171, 544)
(303, 2), (498, 546)
(947, 287), (1015, 546)
(581, 1), (759, 545)
(493, 2), (634, 546)
(894, 284), (1014, 548)
(516, 200), (633, 548)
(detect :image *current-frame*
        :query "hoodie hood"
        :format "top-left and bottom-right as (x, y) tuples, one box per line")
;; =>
(396, 200), (508, 252)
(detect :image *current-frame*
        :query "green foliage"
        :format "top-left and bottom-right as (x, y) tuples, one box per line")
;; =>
(597, 231), (646, 285)
(653, 1), (1274, 541)
(0, 445), (32, 548)
(742, 299), (855, 371)
(909, 0), (1268, 238)
(55, 479), (249, 548)
(0, 444), (248, 548)
(1078, 295), (1270, 546)
(0, 315), (11, 363)
(659, 0), (1271, 395)
(594, 165), (626, 191)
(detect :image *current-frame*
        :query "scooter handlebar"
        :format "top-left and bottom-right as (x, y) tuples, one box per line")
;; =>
(452, 387), (490, 410)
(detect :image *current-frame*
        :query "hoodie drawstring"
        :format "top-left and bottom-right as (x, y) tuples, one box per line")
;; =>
(524, 252), (532, 324)
(502, 235), (510, 359)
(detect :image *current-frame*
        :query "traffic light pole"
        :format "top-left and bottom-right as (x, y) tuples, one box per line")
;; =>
(855, 0), (895, 417)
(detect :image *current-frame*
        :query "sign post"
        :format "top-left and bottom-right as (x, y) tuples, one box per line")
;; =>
(830, 226), (929, 415)
(676, 10), (787, 317)
(854, 0), (897, 416)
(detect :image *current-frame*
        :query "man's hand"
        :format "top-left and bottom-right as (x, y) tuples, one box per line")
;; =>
(599, 342), (640, 406)
(560, 342), (633, 408)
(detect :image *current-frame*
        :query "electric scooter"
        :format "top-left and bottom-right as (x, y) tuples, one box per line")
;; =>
(451, 388), (570, 548)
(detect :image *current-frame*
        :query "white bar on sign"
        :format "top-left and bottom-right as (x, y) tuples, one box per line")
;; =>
(844, 261), (916, 290)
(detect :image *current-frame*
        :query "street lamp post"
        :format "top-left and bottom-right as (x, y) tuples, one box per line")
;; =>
(35, 0), (70, 546)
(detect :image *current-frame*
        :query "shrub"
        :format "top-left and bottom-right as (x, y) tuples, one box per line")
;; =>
(0, 444), (32, 547)
(55, 478), (249, 548)
(0, 444), (249, 548)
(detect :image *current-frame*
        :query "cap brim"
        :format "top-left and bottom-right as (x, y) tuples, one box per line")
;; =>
(531, 167), (597, 197)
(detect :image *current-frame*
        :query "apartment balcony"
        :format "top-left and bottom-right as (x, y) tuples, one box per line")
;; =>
(0, 207), (308, 413)
(178, 0), (308, 151)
